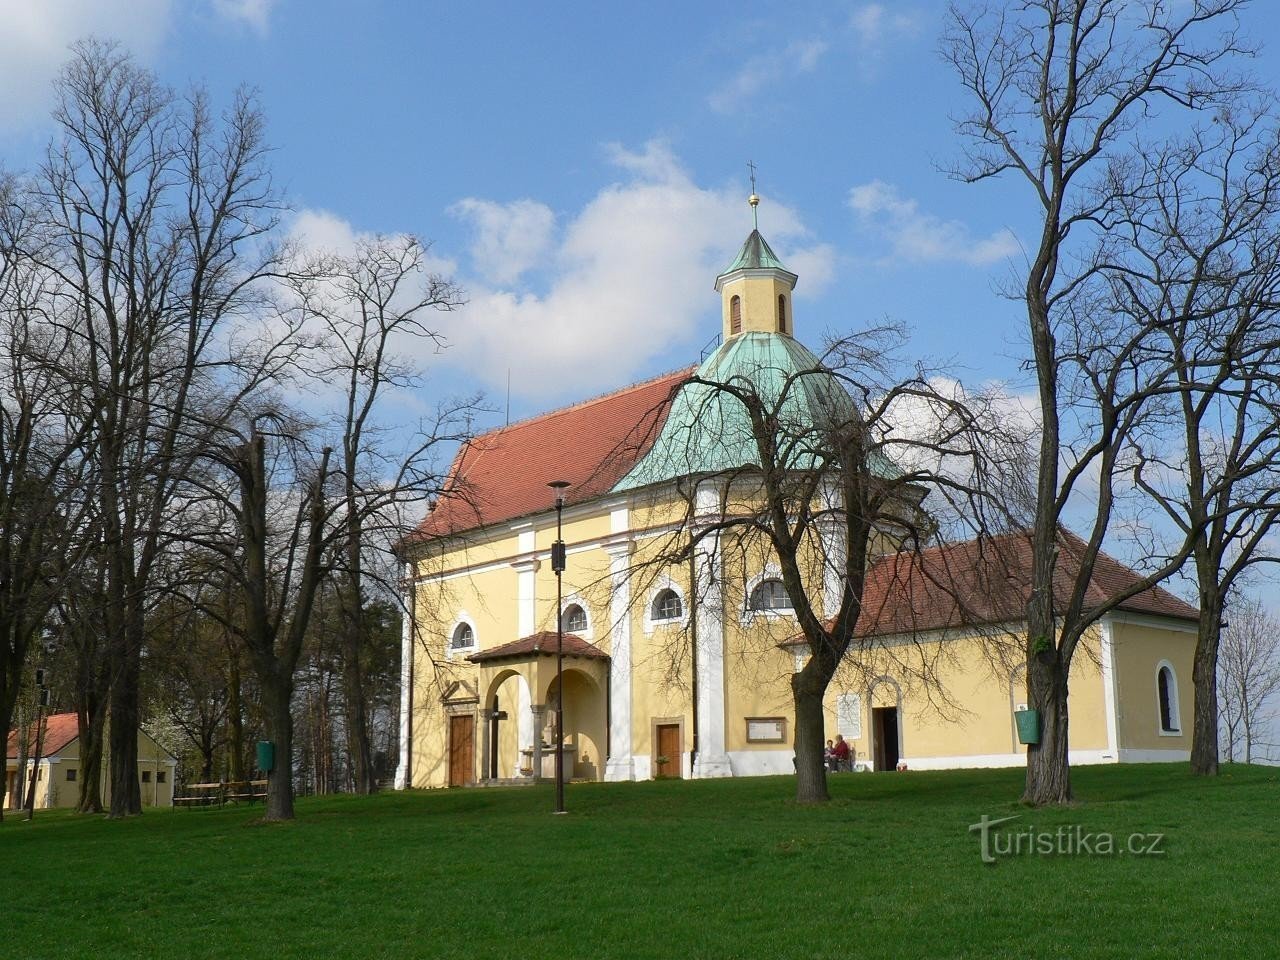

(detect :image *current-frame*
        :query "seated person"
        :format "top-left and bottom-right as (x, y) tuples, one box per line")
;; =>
(832, 734), (852, 771)
(824, 739), (836, 772)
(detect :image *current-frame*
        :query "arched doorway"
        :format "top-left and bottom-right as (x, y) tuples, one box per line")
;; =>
(481, 670), (534, 780)
(543, 668), (607, 781)
(869, 676), (903, 771)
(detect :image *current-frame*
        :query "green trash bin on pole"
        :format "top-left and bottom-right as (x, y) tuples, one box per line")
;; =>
(1014, 709), (1041, 745)
(256, 740), (275, 773)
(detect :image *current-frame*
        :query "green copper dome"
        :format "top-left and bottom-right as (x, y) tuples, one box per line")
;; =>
(614, 333), (899, 491)
(722, 229), (790, 273)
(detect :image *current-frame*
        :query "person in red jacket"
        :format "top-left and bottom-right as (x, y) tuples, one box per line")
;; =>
(831, 735), (851, 771)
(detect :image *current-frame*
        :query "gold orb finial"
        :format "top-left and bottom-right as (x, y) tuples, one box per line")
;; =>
(748, 193), (760, 207)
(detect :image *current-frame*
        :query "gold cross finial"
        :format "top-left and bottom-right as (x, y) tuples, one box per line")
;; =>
(747, 160), (760, 230)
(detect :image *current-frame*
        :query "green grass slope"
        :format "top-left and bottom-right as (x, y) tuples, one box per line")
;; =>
(3, 764), (1277, 959)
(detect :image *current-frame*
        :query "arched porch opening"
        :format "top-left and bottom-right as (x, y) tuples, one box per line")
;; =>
(481, 669), (534, 780)
(543, 668), (608, 782)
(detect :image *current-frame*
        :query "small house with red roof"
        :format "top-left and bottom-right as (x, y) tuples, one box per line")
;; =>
(5, 713), (176, 810)
(393, 217), (1198, 789)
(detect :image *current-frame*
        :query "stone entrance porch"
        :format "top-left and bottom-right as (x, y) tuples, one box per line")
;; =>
(468, 632), (610, 783)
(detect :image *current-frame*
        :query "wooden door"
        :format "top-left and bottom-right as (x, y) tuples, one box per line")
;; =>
(655, 724), (682, 779)
(448, 715), (475, 787)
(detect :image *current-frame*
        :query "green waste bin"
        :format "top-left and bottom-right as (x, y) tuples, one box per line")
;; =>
(256, 740), (275, 773)
(1014, 709), (1041, 745)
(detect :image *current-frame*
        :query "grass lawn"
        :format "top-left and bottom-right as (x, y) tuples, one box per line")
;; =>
(3, 763), (1278, 959)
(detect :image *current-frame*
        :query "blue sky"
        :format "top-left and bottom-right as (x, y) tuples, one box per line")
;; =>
(3, 1), (1280, 424)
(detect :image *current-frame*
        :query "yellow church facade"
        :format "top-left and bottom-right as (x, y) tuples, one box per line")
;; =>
(394, 223), (1197, 790)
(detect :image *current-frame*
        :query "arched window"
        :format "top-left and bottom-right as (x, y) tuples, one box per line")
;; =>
(777, 294), (787, 333)
(652, 588), (683, 621)
(730, 295), (742, 334)
(749, 579), (792, 612)
(451, 623), (475, 650)
(562, 604), (588, 634)
(1157, 663), (1180, 733)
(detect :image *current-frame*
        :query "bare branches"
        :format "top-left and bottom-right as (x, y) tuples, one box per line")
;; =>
(616, 324), (1021, 801)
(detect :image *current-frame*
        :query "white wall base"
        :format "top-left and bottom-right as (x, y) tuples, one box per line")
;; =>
(1118, 748), (1190, 763)
(898, 749), (1119, 771)
(727, 750), (794, 777)
(604, 757), (635, 782)
(692, 753), (734, 778)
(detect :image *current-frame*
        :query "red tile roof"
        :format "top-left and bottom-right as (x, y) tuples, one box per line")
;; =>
(782, 529), (1198, 645)
(407, 368), (692, 542)
(468, 631), (609, 663)
(6, 712), (80, 759)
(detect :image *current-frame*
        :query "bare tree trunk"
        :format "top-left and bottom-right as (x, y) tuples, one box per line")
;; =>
(226, 647), (246, 783)
(1191, 596), (1223, 776)
(107, 614), (144, 817)
(792, 664), (830, 804)
(76, 702), (107, 813)
(23, 710), (47, 816)
(1024, 651), (1070, 806)
(0, 696), (21, 821)
(341, 577), (376, 794)
(261, 672), (295, 821)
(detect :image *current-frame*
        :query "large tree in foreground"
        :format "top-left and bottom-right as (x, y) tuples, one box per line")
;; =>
(0, 173), (93, 822)
(185, 427), (334, 822)
(28, 41), (286, 816)
(1104, 102), (1280, 776)
(944, 0), (1255, 804)
(621, 324), (1024, 803)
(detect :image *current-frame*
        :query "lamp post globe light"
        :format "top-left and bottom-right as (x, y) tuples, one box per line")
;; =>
(547, 480), (570, 815)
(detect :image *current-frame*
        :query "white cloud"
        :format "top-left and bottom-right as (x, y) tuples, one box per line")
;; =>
(850, 3), (919, 49)
(449, 198), (556, 286)
(708, 38), (828, 114)
(848, 180), (1019, 267)
(0, 0), (174, 133)
(212, 0), (275, 34)
(441, 140), (833, 402)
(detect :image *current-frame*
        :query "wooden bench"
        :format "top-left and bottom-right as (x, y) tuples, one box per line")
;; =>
(225, 779), (268, 804)
(174, 782), (224, 807)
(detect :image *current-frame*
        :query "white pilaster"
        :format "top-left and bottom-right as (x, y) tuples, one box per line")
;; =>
(516, 675), (533, 774)
(692, 485), (733, 778)
(604, 536), (635, 781)
(1099, 616), (1120, 761)
(394, 562), (414, 790)
(817, 481), (846, 620)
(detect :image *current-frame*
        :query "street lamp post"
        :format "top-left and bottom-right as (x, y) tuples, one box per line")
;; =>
(548, 480), (570, 815)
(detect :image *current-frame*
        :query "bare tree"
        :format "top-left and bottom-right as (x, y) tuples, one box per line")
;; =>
(617, 324), (1024, 802)
(944, 0), (1255, 804)
(23, 41), (288, 817)
(0, 171), (94, 822)
(288, 234), (463, 793)
(184, 427), (334, 821)
(1098, 100), (1280, 776)
(1218, 594), (1280, 763)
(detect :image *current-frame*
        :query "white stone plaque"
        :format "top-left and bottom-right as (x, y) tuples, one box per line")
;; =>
(837, 693), (862, 740)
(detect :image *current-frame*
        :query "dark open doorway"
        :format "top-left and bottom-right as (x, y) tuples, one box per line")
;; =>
(872, 706), (899, 771)
(489, 695), (501, 779)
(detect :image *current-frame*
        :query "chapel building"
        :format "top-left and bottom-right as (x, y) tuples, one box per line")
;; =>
(394, 217), (1198, 788)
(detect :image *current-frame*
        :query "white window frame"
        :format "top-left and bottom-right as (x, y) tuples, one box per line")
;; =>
(446, 612), (478, 660)
(741, 568), (795, 624)
(644, 578), (689, 635)
(559, 593), (593, 640)
(1156, 660), (1182, 736)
